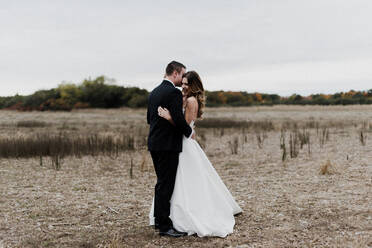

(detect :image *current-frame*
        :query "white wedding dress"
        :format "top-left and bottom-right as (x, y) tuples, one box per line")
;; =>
(149, 120), (242, 238)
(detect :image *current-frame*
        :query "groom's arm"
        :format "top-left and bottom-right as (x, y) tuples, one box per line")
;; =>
(168, 90), (192, 138)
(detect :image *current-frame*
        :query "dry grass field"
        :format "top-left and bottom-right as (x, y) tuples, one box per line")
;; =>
(0, 105), (371, 247)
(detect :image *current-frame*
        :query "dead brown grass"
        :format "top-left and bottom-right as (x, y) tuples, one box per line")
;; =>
(319, 160), (338, 175)
(0, 106), (371, 247)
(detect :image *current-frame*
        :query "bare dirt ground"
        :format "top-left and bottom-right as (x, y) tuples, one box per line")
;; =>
(0, 105), (371, 247)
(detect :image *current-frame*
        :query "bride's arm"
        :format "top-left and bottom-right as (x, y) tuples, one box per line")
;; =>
(158, 106), (175, 125)
(158, 97), (198, 139)
(157, 94), (186, 126)
(158, 97), (198, 125)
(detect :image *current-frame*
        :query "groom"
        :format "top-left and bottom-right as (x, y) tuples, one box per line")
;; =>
(147, 61), (193, 237)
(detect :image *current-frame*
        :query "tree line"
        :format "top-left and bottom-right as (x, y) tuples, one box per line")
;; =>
(1, 76), (371, 111)
(0, 76), (148, 111)
(205, 90), (372, 106)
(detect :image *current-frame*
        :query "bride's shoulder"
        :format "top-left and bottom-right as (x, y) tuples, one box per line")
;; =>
(186, 96), (198, 107)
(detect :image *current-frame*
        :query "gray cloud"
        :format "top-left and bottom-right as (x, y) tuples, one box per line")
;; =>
(1, 0), (371, 96)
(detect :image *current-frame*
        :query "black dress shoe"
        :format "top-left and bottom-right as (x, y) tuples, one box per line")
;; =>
(159, 228), (187, 237)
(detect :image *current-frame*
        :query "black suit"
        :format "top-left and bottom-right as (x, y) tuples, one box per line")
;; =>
(147, 80), (192, 232)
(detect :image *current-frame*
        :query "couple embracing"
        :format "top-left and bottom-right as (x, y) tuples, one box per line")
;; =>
(147, 61), (242, 238)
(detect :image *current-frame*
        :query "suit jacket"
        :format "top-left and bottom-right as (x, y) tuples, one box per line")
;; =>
(147, 80), (192, 152)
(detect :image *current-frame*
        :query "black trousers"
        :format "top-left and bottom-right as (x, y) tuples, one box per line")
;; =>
(150, 151), (179, 232)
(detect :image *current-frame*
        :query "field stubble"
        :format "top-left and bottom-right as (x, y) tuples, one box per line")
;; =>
(0, 105), (371, 247)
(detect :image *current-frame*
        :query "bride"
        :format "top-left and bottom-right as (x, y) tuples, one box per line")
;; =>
(149, 71), (242, 238)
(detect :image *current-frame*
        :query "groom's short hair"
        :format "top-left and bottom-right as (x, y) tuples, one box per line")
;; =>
(166, 61), (186, 76)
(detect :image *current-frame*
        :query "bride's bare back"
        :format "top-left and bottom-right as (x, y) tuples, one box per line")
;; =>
(184, 96), (198, 125)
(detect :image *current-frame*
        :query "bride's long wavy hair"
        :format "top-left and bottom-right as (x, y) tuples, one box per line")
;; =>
(183, 71), (205, 119)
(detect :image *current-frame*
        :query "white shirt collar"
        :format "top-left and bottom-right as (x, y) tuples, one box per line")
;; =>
(164, 78), (175, 87)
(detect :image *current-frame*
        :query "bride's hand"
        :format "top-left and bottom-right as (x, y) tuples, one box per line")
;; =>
(158, 106), (171, 121)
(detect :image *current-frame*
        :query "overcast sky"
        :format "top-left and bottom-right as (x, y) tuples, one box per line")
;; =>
(1, 0), (372, 96)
